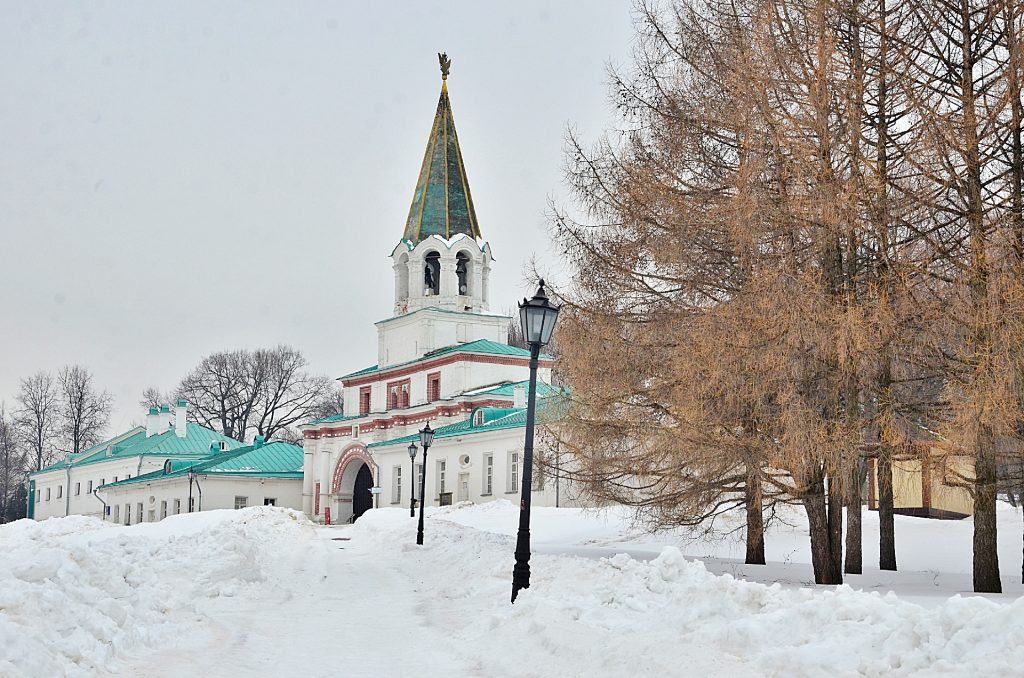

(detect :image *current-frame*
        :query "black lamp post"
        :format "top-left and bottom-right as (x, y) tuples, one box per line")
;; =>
(416, 423), (435, 546)
(511, 279), (559, 603)
(408, 442), (418, 518)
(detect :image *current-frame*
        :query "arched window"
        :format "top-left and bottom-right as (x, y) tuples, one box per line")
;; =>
(424, 251), (441, 296)
(455, 251), (471, 296)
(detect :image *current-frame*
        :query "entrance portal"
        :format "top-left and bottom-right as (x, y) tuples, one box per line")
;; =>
(352, 464), (374, 522)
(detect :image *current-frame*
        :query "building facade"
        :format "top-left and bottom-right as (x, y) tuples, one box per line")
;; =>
(28, 401), (243, 521)
(300, 59), (569, 524)
(98, 438), (304, 523)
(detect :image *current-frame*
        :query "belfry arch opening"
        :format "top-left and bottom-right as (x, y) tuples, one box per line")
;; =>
(424, 250), (440, 296)
(455, 251), (471, 296)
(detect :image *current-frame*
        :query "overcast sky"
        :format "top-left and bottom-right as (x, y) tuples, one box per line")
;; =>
(0, 1), (634, 433)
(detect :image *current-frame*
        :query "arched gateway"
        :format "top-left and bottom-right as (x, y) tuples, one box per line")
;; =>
(331, 445), (377, 523)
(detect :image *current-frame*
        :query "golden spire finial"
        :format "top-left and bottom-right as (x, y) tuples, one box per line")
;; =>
(438, 52), (451, 81)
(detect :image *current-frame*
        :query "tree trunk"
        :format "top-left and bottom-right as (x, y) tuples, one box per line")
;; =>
(803, 474), (843, 585)
(878, 449), (897, 570)
(973, 430), (1002, 592)
(745, 463), (766, 565)
(827, 471), (844, 575)
(845, 459), (864, 574)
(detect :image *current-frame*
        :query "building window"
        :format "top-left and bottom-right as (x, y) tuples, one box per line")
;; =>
(74, 482), (81, 496)
(113, 504), (120, 522)
(415, 464), (423, 498)
(437, 459), (446, 495)
(174, 499), (181, 514)
(392, 466), (402, 504)
(359, 387), (371, 416)
(148, 509), (156, 522)
(35, 489), (40, 502)
(532, 463), (545, 491)
(427, 372), (441, 402)
(125, 504), (131, 525)
(473, 410), (485, 427)
(264, 498), (277, 506)
(46, 487), (51, 501)
(234, 496), (248, 510)
(387, 379), (411, 409)
(136, 503), (143, 523)
(57, 485), (62, 499)
(87, 480), (93, 494)
(508, 452), (519, 493)
(160, 501), (168, 520)
(353, 424), (360, 438)
(483, 454), (493, 495)
(189, 496), (195, 512)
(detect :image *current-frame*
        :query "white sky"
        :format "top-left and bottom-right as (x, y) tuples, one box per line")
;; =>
(0, 1), (634, 433)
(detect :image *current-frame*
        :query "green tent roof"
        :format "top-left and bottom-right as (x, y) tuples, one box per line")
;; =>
(402, 72), (481, 244)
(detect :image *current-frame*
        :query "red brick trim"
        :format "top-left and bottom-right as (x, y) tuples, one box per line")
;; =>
(342, 353), (554, 388)
(331, 444), (374, 494)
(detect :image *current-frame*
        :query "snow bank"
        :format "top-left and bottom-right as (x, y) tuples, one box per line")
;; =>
(353, 504), (1024, 677)
(0, 508), (314, 677)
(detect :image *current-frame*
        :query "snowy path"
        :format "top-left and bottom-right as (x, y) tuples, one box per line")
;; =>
(7, 504), (1024, 677)
(106, 526), (476, 678)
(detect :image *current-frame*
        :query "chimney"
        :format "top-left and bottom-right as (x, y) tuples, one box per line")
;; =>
(175, 399), (187, 438)
(146, 407), (160, 437)
(513, 385), (527, 409)
(253, 435), (265, 449)
(158, 404), (173, 433)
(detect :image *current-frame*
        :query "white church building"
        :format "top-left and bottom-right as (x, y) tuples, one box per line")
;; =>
(300, 58), (567, 524)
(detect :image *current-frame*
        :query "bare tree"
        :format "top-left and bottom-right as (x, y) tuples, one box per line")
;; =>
(174, 345), (334, 442)
(251, 346), (336, 440)
(139, 387), (171, 411)
(0, 404), (27, 523)
(57, 365), (113, 455)
(14, 371), (60, 471)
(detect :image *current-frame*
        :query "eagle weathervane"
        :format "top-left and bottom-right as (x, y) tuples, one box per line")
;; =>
(438, 52), (451, 80)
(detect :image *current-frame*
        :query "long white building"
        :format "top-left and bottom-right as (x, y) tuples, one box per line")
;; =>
(300, 58), (569, 524)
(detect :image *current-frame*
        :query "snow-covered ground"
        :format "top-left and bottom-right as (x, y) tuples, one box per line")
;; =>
(3, 502), (1024, 677)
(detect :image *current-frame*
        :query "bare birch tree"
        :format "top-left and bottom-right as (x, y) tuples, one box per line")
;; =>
(14, 371), (60, 471)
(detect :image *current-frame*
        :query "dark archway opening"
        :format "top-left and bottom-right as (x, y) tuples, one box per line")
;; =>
(352, 464), (374, 522)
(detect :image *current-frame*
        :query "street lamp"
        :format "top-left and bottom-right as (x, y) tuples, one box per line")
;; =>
(408, 442), (418, 518)
(416, 423), (435, 546)
(511, 279), (559, 603)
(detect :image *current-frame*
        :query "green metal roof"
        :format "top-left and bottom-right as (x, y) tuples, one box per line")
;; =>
(403, 73), (481, 244)
(307, 412), (361, 425)
(99, 441), (304, 490)
(339, 339), (551, 381)
(368, 406), (530, 449)
(30, 423), (242, 476)
(469, 380), (561, 398)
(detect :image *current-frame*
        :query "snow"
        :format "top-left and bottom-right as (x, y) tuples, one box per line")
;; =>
(3, 502), (1024, 676)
